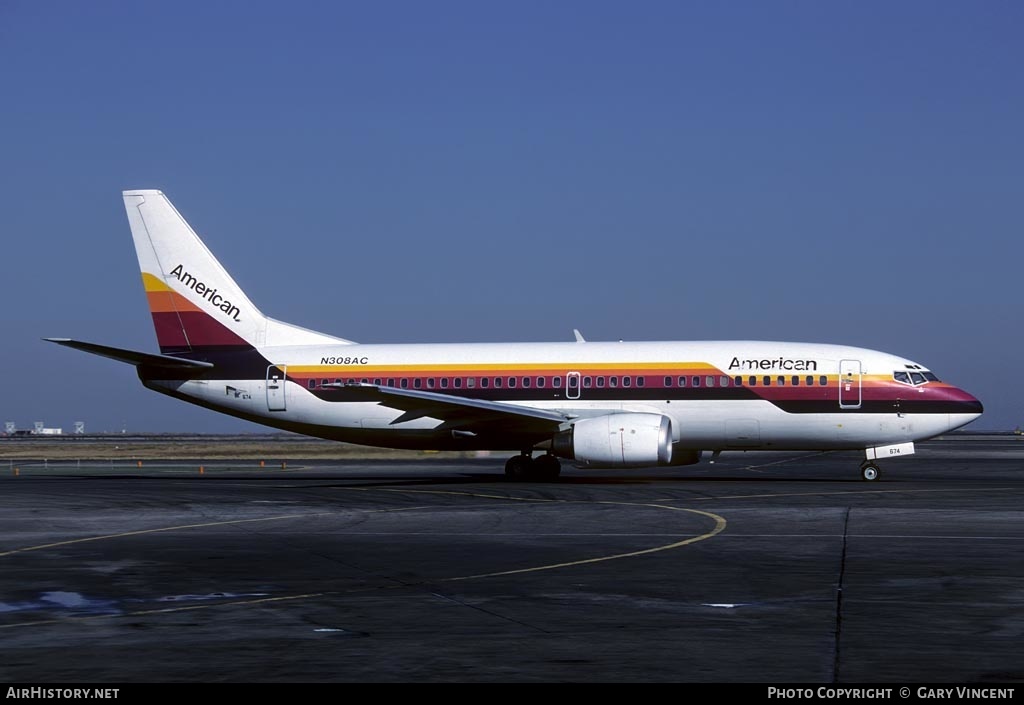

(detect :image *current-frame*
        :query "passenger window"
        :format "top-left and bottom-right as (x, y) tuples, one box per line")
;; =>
(637, 377), (645, 387)
(467, 378), (475, 388)
(553, 377), (561, 388)
(777, 376), (785, 386)
(427, 378), (435, 389)
(806, 375), (814, 386)
(609, 377), (618, 388)
(692, 376), (701, 387)
(440, 378), (449, 389)
(322, 379), (330, 387)
(373, 378), (382, 385)
(819, 375), (828, 386)
(596, 377), (605, 388)
(763, 376), (772, 386)
(400, 378), (409, 389)
(749, 375), (757, 386)
(522, 377), (531, 388)
(705, 376), (715, 387)
(734, 376), (743, 386)
(453, 378), (462, 388)
(582, 376), (591, 388)
(508, 377), (516, 388)
(791, 376), (799, 386)
(334, 378), (341, 385)
(481, 377), (488, 388)
(494, 377), (502, 388)
(536, 377), (545, 388)
(678, 376), (687, 387)
(308, 379), (316, 389)
(622, 376), (631, 388)
(361, 378), (368, 384)
(386, 378), (394, 387)
(665, 376), (673, 387)
(719, 376), (729, 387)
(414, 379), (422, 389)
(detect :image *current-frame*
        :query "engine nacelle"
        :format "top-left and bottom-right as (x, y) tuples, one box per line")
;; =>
(553, 413), (674, 468)
(665, 444), (702, 466)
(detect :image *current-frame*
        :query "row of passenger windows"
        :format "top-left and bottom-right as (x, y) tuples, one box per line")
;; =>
(668, 375), (830, 387)
(307, 374), (832, 390)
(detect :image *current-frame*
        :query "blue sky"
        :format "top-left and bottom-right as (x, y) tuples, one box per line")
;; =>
(1, 1), (1020, 433)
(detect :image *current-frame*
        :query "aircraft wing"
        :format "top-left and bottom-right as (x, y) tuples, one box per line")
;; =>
(44, 338), (214, 370)
(324, 382), (577, 435)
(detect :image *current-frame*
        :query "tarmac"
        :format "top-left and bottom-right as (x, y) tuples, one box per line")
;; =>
(1, 436), (1022, 682)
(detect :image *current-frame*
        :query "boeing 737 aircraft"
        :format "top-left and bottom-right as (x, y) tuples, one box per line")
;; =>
(48, 190), (983, 481)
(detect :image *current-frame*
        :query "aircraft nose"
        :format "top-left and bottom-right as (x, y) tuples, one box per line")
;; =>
(946, 387), (983, 432)
(958, 388), (984, 416)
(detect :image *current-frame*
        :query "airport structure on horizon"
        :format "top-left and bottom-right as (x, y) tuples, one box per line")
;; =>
(2, 421), (85, 436)
(47, 190), (982, 481)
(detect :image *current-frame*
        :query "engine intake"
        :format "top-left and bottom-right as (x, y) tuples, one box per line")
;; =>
(554, 413), (674, 468)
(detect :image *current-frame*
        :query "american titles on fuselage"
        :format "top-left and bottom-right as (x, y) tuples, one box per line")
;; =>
(728, 357), (818, 371)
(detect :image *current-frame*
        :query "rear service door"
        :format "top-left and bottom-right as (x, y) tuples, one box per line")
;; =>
(267, 365), (287, 411)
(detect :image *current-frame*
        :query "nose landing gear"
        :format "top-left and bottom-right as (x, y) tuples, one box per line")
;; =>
(860, 461), (880, 481)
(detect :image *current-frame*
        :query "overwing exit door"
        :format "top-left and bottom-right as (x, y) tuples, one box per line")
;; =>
(566, 371), (581, 399)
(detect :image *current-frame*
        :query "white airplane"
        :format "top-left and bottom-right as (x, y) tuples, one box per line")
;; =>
(48, 190), (983, 481)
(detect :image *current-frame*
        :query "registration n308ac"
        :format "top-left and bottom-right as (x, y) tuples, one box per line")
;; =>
(320, 356), (369, 365)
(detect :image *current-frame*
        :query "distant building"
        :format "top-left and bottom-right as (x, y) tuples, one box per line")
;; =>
(4, 422), (15, 435)
(74, 421), (85, 435)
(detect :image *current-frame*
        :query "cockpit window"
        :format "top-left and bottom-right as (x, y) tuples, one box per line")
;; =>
(894, 370), (939, 386)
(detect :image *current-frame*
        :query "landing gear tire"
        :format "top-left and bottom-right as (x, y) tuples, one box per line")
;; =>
(532, 454), (561, 482)
(504, 454), (534, 481)
(860, 463), (880, 481)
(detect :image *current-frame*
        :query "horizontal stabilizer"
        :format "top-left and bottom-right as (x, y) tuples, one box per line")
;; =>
(44, 338), (214, 370)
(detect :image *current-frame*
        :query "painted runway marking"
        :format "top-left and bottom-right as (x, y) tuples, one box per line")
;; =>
(0, 592), (326, 631)
(0, 486), (728, 629)
(355, 487), (728, 581)
(0, 506), (434, 558)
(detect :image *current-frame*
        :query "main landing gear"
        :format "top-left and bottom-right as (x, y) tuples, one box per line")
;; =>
(504, 453), (561, 482)
(860, 461), (881, 482)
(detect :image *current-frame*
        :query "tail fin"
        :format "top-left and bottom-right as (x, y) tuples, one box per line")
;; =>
(123, 190), (350, 354)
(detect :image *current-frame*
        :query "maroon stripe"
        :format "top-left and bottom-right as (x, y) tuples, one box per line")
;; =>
(151, 311), (249, 349)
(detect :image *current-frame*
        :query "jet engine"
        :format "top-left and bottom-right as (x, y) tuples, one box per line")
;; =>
(553, 413), (674, 468)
